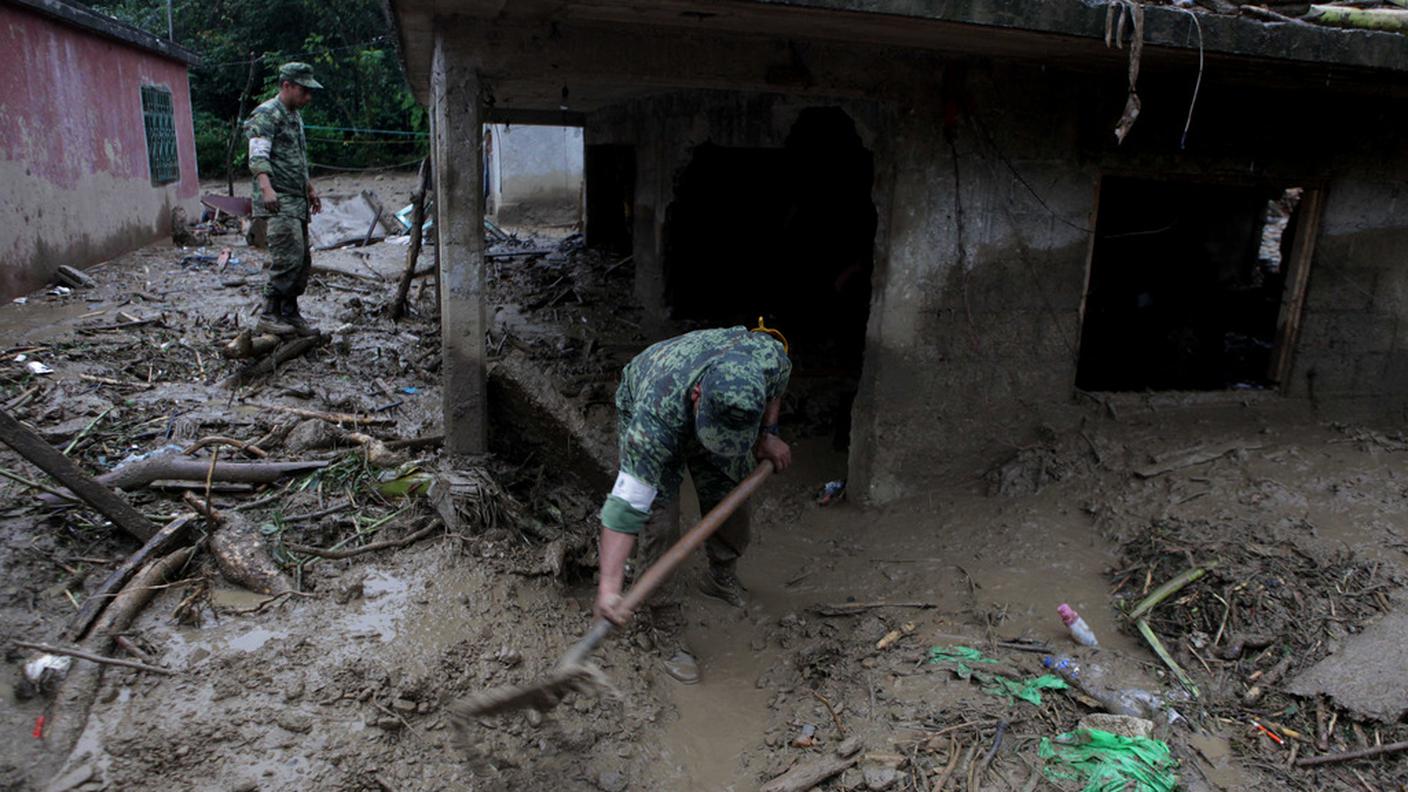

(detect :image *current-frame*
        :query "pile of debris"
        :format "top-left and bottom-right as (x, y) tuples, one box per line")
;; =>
(1115, 516), (1408, 789)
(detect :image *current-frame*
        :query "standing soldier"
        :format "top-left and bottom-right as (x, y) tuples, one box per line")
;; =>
(246, 62), (323, 336)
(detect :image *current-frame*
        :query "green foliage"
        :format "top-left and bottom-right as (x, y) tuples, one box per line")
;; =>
(81, 0), (426, 179)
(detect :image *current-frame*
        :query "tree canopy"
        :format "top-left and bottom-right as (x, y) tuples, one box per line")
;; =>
(83, 0), (426, 179)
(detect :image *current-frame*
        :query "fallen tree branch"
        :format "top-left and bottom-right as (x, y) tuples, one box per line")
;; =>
(390, 158), (430, 320)
(285, 517), (441, 560)
(62, 514), (197, 642)
(0, 407), (161, 541)
(40, 456), (327, 504)
(13, 641), (175, 676)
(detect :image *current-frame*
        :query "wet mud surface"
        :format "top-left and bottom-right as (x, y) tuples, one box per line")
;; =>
(3, 173), (1408, 790)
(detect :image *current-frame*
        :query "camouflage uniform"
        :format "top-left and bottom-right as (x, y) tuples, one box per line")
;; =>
(245, 75), (314, 300)
(600, 327), (791, 572)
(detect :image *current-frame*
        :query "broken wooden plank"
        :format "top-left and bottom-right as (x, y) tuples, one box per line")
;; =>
(0, 407), (162, 541)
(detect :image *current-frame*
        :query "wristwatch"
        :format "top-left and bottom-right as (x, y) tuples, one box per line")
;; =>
(760, 423), (781, 437)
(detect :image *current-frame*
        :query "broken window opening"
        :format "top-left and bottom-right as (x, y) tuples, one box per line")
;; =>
(1076, 177), (1308, 393)
(663, 107), (876, 449)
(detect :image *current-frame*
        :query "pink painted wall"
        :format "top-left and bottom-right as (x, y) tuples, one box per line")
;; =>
(0, 2), (199, 299)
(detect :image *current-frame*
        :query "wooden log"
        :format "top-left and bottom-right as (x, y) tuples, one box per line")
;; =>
(62, 514), (197, 643)
(390, 158), (431, 321)
(221, 335), (326, 387)
(39, 457), (327, 503)
(185, 492), (294, 595)
(0, 407), (161, 541)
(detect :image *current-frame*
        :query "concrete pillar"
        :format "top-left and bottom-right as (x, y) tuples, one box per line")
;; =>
(432, 28), (487, 455)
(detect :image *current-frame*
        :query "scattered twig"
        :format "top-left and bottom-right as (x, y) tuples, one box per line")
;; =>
(810, 689), (847, 737)
(1136, 618), (1200, 698)
(12, 640), (175, 675)
(182, 436), (268, 458)
(254, 403), (393, 426)
(1295, 740), (1408, 767)
(285, 517), (440, 560)
(813, 601), (935, 616)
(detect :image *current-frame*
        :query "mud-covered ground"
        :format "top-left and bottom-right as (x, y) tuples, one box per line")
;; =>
(3, 172), (1408, 791)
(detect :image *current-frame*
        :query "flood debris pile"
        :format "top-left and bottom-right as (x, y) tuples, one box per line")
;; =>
(1169, 1), (1408, 33)
(750, 605), (1108, 792)
(1115, 516), (1408, 790)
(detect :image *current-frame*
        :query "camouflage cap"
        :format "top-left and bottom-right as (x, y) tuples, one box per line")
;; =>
(695, 355), (766, 458)
(278, 62), (323, 90)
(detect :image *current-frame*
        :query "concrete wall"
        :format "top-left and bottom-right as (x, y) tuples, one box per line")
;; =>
(0, 2), (199, 299)
(583, 57), (1408, 503)
(486, 123), (584, 228)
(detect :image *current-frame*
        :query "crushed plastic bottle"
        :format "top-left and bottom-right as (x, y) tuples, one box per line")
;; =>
(816, 479), (846, 506)
(1043, 654), (1166, 720)
(1058, 603), (1099, 647)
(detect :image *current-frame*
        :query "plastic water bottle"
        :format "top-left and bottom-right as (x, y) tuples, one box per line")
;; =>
(1058, 603), (1099, 647)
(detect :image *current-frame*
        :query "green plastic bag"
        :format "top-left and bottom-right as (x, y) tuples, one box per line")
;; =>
(1038, 728), (1177, 792)
(983, 674), (1068, 706)
(929, 646), (1068, 705)
(927, 645), (1000, 679)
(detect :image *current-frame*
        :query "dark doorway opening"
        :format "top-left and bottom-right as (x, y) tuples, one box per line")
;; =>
(662, 108), (877, 447)
(585, 144), (635, 255)
(1076, 177), (1308, 392)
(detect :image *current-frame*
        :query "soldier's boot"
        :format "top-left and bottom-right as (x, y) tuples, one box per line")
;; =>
(661, 649), (700, 685)
(280, 297), (320, 337)
(697, 561), (748, 609)
(255, 296), (294, 336)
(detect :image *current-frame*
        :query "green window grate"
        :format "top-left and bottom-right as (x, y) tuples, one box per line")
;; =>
(140, 85), (179, 185)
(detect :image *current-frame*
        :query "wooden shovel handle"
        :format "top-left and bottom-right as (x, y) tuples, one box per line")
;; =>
(559, 459), (776, 668)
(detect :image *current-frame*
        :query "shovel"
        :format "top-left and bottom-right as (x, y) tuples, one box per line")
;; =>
(448, 459), (775, 721)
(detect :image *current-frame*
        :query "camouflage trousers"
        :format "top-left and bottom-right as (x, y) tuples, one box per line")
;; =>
(262, 214), (312, 299)
(637, 459), (752, 607)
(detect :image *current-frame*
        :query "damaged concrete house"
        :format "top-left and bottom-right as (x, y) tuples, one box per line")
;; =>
(386, 0), (1408, 502)
(1, 0), (201, 300)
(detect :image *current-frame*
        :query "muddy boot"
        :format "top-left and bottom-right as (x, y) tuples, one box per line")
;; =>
(255, 296), (294, 336)
(697, 562), (748, 609)
(280, 296), (320, 337)
(661, 649), (700, 685)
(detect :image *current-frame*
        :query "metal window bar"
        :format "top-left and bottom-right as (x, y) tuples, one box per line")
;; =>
(140, 86), (179, 185)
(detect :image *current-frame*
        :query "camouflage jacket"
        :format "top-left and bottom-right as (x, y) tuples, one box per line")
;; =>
(245, 96), (309, 220)
(615, 326), (790, 493)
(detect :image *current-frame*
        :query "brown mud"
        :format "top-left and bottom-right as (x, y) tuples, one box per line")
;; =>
(2, 172), (1407, 791)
